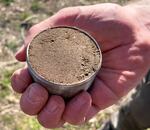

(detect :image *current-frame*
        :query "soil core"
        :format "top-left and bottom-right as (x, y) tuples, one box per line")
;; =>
(28, 27), (100, 85)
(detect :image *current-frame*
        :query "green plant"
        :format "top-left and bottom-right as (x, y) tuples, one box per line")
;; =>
(19, 12), (31, 21)
(0, 69), (14, 98)
(30, 1), (41, 12)
(5, 41), (18, 52)
(0, 0), (14, 6)
(0, 69), (12, 89)
(24, 118), (41, 130)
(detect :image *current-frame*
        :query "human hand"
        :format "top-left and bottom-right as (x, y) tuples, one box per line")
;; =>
(11, 3), (150, 128)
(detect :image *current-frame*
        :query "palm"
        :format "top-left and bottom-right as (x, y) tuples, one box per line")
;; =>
(66, 4), (146, 94)
(55, 4), (149, 108)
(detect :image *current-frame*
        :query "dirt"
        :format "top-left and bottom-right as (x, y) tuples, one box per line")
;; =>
(28, 27), (101, 85)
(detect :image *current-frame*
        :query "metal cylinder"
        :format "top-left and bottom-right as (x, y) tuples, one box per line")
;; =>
(26, 26), (102, 98)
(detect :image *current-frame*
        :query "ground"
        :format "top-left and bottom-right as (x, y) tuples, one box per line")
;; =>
(0, 0), (149, 130)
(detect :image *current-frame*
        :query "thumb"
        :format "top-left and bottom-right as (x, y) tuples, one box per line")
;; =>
(15, 7), (81, 61)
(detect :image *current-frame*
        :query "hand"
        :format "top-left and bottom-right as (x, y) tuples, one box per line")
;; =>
(11, 3), (150, 128)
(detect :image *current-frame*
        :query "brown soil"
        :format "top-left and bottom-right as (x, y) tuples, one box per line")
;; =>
(28, 27), (100, 85)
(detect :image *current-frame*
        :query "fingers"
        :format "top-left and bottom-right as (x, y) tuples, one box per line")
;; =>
(37, 95), (65, 128)
(90, 77), (119, 110)
(11, 67), (118, 125)
(20, 83), (48, 115)
(11, 66), (32, 93)
(63, 91), (92, 125)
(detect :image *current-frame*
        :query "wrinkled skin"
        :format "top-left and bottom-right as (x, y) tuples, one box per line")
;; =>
(11, 3), (150, 128)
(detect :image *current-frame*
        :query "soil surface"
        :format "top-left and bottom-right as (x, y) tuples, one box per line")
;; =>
(28, 27), (101, 85)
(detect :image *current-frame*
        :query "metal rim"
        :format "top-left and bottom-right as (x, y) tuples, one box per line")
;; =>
(26, 26), (102, 88)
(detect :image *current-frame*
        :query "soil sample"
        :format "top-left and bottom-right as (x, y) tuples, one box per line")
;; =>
(27, 26), (102, 97)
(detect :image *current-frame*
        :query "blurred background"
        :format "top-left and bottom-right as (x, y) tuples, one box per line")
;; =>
(0, 0), (145, 130)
